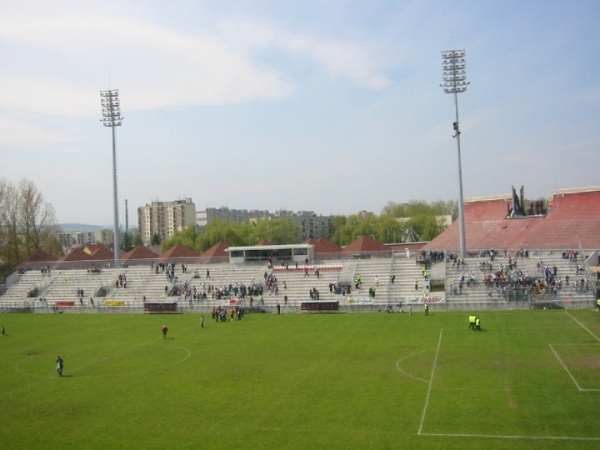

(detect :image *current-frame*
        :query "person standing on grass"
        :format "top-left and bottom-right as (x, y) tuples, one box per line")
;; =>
(1, 325), (6, 336)
(597, 298), (600, 312)
(424, 303), (429, 316)
(200, 316), (205, 328)
(161, 325), (168, 339)
(475, 317), (481, 331)
(469, 314), (476, 330)
(56, 356), (64, 376)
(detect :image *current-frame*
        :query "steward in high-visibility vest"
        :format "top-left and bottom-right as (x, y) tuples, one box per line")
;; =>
(475, 317), (481, 331)
(469, 315), (476, 330)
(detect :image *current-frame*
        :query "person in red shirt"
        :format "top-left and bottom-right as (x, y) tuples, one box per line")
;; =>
(161, 325), (168, 339)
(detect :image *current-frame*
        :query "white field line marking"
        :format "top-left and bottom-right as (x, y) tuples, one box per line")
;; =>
(57, 323), (199, 376)
(549, 344), (600, 392)
(416, 327), (600, 441)
(11, 323), (199, 385)
(395, 349), (434, 383)
(565, 311), (600, 342)
(549, 344), (584, 391)
(420, 432), (600, 441)
(550, 343), (600, 346)
(418, 329), (443, 435)
(0, 377), (54, 400)
(71, 345), (193, 379)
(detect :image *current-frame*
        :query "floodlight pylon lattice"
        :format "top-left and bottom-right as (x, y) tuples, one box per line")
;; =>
(441, 50), (469, 259)
(100, 89), (123, 268)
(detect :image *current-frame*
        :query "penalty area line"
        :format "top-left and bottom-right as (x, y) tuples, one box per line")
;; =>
(418, 328), (443, 435)
(565, 311), (600, 342)
(548, 344), (585, 391)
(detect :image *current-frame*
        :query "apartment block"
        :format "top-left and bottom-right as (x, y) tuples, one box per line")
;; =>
(197, 207), (331, 240)
(138, 198), (196, 244)
(58, 229), (114, 248)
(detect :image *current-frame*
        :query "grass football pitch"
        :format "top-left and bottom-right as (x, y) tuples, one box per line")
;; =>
(1, 309), (599, 449)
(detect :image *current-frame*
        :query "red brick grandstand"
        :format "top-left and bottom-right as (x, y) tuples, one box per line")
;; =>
(424, 186), (600, 251)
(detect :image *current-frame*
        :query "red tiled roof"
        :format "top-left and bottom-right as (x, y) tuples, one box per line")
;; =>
(59, 248), (93, 262)
(16, 250), (58, 268)
(147, 245), (162, 255)
(304, 238), (342, 254)
(201, 242), (229, 259)
(343, 235), (388, 253)
(84, 244), (103, 255)
(122, 245), (159, 260)
(159, 244), (200, 259)
(90, 246), (114, 260)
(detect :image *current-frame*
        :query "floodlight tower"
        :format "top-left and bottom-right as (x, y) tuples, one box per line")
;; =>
(100, 89), (123, 268)
(441, 49), (469, 259)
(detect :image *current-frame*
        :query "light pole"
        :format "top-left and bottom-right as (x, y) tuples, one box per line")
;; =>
(441, 49), (469, 259)
(100, 89), (123, 268)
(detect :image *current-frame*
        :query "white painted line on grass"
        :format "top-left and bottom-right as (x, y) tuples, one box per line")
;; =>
(565, 311), (600, 342)
(549, 344), (584, 391)
(418, 328), (443, 435)
(72, 345), (193, 379)
(420, 432), (600, 441)
(395, 349), (434, 383)
(549, 344), (600, 392)
(0, 377), (54, 400)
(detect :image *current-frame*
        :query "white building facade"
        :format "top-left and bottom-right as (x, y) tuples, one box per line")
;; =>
(138, 198), (196, 244)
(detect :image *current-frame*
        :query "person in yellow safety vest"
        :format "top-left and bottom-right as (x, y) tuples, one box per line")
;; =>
(475, 317), (481, 331)
(469, 314), (476, 330)
(424, 303), (429, 316)
(597, 298), (600, 311)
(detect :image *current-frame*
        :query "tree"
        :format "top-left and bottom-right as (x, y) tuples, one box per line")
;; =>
(202, 220), (246, 248)
(15, 180), (60, 256)
(132, 233), (142, 247)
(0, 178), (61, 279)
(121, 232), (134, 252)
(247, 217), (302, 245)
(375, 214), (406, 243)
(330, 213), (378, 246)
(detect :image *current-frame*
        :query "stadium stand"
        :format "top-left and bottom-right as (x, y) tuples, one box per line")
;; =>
(1, 187), (598, 312)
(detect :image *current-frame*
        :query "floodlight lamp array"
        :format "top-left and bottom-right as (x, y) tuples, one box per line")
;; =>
(441, 50), (469, 94)
(100, 90), (122, 127)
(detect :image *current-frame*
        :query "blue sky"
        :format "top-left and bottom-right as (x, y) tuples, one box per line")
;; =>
(1, 0), (599, 226)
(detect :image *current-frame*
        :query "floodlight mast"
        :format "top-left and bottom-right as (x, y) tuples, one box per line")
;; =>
(441, 49), (469, 259)
(100, 89), (123, 268)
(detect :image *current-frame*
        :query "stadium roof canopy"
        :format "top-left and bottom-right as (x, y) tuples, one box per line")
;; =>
(424, 186), (600, 251)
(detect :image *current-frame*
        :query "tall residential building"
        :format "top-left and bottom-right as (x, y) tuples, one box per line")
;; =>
(273, 210), (331, 241)
(197, 207), (270, 227)
(138, 198), (196, 244)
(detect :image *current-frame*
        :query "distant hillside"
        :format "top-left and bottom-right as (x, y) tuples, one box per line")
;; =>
(58, 224), (112, 232)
